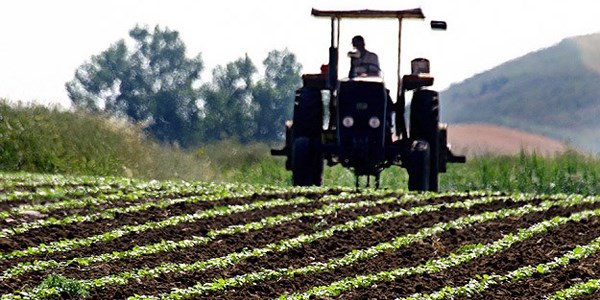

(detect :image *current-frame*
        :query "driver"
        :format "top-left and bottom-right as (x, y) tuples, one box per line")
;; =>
(348, 35), (380, 78)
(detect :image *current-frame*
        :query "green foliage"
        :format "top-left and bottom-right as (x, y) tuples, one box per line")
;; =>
(548, 279), (600, 299)
(199, 49), (301, 143)
(0, 100), (123, 175)
(0, 100), (267, 182)
(66, 23), (302, 146)
(36, 274), (90, 299)
(66, 25), (203, 147)
(252, 49), (302, 141)
(442, 150), (600, 194)
(200, 54), (257, 142)
(4, 98), (600, 195)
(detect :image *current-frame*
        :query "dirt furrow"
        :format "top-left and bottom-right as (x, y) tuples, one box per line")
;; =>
(0, 193), (473, 292)
(343, 208), (600, 299)
(468, 246), (600, 299)
(0, 190), (327, 254)
(86, 197), (538, 299)
(0, 200), (329, 276)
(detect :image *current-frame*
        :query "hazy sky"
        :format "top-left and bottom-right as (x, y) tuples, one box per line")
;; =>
(1, 0), (600, 108)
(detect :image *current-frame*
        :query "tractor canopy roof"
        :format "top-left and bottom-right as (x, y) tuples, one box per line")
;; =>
(311, 8), (425, 20)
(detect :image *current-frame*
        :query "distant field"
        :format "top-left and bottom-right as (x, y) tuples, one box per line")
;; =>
(2, 173), (600, 299)
(448, 123), (569, 156)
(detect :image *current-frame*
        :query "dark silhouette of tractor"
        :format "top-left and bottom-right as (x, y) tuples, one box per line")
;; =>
(272, 8), (465, 191)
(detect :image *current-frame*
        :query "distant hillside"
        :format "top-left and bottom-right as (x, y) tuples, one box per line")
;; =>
(447, 123), (568, 156)
(441, 32), (600, 152)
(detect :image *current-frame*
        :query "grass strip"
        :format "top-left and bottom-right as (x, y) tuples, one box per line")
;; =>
(0, 183), (140, 204)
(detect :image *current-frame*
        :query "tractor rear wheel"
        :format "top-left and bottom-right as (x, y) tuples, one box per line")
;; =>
(410, 89), (440, 192)
(291, 87), (323, 186)
(407, 140), (430, 192)
(292, 137), (323, 186)
(293, 87), (323, 138)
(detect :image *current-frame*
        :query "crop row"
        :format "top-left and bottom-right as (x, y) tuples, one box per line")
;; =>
(0, 188), (481, 263)
(1, 189), (474, 279)
(0, 188), (408, 264)
(0, 172), (354, 195)
(0, 172), (338, 206)
(291, 206), (600, 300)
(0, 178), (320, 223)
(121, 194), (596, 300)
(0, 183), (144, 204)
(547, 278), (600, 299)
(0, 173), (145, 190)
(0, 179), (343, 239)
(0, 192), (411, 280)
(0, 194), (319, 261)
(400, 218), (600, 300)
(4, 172), (598, 300)
(0, 191), (501, 294)
(0, 181), (218, 221)
(1, 193), (581, 299)
(0, 178), (329, 207)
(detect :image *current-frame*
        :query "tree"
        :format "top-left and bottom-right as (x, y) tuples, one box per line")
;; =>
(199, 54), (257, 143)
(252, 49), (302, 141)
(66, 25), (203, 146)
(198, 50), (302, 143)
(68, 24), (302, 146)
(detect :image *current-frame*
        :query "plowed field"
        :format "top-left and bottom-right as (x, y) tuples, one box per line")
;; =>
(1, 173), (600, 300)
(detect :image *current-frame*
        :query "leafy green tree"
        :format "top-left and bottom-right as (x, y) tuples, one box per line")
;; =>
(252, 49), (302, 141)
(199, 54), (257, 142)
(66, 25), (203, 146)
(199, 50), (301, 143)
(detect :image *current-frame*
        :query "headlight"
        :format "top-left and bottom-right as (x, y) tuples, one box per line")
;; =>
(369, 117), (381, 128)
(342, 116), (354, 128)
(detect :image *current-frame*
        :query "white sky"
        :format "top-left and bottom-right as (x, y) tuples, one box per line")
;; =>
(1, 0), (600, 108)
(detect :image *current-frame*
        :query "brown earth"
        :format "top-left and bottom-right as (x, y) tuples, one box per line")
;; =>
(4, 180), (600, 299)
(447, 123), (569, 156)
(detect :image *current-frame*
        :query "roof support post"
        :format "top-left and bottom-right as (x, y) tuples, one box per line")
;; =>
(396, 17), (403, 103)
(330, 17), (335, 47)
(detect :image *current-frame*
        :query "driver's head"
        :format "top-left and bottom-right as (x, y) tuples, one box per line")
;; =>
(351, 35), (365, 48)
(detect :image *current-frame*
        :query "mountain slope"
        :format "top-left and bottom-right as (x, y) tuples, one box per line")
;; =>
(440, 32), (600, 152)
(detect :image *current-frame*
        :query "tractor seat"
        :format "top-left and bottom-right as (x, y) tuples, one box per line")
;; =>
(342, 76), (385, 83)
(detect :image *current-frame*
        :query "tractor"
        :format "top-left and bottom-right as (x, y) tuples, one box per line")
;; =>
(271, 8), (465, 191)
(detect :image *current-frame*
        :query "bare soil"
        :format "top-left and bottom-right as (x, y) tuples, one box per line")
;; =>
(448, 123), (569, 156)
(2, 187), (600, 300)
